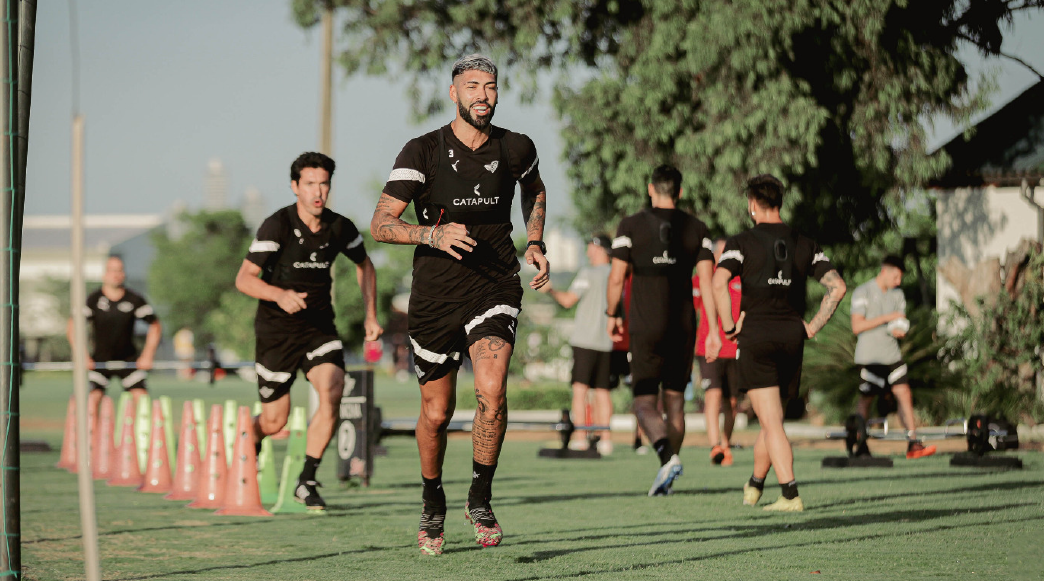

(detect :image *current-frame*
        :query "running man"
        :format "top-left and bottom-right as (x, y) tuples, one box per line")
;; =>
(693, 238), (741, 466)
(607, 164), (720, 496)
(540, 234), (615, 454)
(851, 255), (936, 459)
(714, 174), (846, 512)
(235, 151), (382, 511)
(67, 255), (161, 430)
(369, 54), (549, 555)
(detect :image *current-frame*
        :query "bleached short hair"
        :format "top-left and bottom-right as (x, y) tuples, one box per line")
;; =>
(451, 54), (498, 81)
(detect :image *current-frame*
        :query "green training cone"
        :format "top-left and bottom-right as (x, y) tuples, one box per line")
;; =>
(253, 402), (278, 504)
(223, 399), (236, 466)
(114, 391), (131, 443)
(192, 398), (206, 454)
(269, 407), (314, 514)
(135, 394), (152, 472)
(159, 396), (176, 469)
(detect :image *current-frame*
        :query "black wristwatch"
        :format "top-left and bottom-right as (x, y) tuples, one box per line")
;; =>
(526, 240), (547, 255)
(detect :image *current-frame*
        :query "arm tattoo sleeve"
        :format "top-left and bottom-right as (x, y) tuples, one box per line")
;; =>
(524, 191), (546, 240)
(371, 193), (427, 245)
(808, 270), (845, 335)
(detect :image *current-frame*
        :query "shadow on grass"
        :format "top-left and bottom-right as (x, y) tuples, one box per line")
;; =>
(111, 546), (385, 581)
(24, 518), (275, 545)
(505, 503), (1038, 576)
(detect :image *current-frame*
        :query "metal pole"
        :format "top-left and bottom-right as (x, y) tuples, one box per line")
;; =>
(70, 114), (101, 581)
(0, 2), (19, 577)
(318, 4), (333, 158)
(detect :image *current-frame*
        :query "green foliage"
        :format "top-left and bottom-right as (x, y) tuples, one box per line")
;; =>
(148, 210), (251, 347)
(333, 230), (415, 351)
(940, 247), (1044, 424)
(203, 290), (257, 360)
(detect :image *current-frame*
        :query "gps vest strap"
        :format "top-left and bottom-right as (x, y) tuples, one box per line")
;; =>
(418, 127), (514, 226)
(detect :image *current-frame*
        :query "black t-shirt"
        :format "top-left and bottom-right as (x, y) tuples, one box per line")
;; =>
(245, 205), (369, 335)
(611, 208), (714, 336)
(383, 124), (540, 301)
(84, 288), (157, 361)
(717, 222), (835, 339)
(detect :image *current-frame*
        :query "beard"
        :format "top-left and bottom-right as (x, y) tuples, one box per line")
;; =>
(458, 99), (495, 129)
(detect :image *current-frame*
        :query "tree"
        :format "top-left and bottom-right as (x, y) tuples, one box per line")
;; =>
(292, 0), (1041, 244)
(148, 210), (252, 347)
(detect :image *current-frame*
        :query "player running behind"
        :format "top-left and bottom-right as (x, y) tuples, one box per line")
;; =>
(693, 238), (742, 466)
(714, 174), (846, 512)
(235, 151), (383, 511)
(851, 255), (936, 459)
(607, 164), (721, 497)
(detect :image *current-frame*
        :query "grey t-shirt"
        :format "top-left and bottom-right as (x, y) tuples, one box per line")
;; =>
(851, 279), (905, 365)
(567, 264), (613, 352)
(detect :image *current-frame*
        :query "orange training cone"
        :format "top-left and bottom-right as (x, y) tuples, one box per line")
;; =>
(91, 395), (116, 480)
(165, 401), (202, 501)
(138, 400), (173, 493)
(187, 404), (227, 509)
(56, 395), (78, 472)
(107, 398), (143, 487)
(215, 406), (272, 516)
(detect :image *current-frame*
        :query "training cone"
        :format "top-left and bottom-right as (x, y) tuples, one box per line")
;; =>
(187, 404), (227, 509)
(192, 398), (206, 453)
(270, 407), (311, 514)
(253, 402), (278, 504)
(159, 396), (177, 469)
(138, 400), (173, 493)
(135, 394), (152, 472)
(114, 391), (131, 442)
(91, 396), (116, 480)
(215, 406), (271, 516)
(56, 395), (78, 472)
(107, 399), (143, 487)
(222, 400), (236, 466)
(165, 401), (202, 501)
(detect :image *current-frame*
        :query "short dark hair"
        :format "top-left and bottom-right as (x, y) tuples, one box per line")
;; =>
(451, 54), (498, 81)
(650, 165), (683, 199)
(745, 174), (785, 209)
(882, 255), (905, 272)
(290, 152), (336, 183)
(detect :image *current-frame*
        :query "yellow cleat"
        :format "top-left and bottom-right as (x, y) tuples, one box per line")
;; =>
(742, 482), (762, 506)
(762, 496), (804, 512)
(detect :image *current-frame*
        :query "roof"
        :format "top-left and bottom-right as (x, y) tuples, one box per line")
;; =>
(931, 81), (1044, 188)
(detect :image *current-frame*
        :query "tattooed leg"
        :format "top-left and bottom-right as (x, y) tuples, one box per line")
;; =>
(469, 336), (512, 465)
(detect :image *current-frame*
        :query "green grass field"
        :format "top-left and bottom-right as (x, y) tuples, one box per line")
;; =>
(17, 373), (1044, 580)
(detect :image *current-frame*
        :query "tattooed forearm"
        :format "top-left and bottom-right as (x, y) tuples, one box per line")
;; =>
(526, 192), (546, 240)
(370, 193), (428, 245)
(808, 270), (847, 336)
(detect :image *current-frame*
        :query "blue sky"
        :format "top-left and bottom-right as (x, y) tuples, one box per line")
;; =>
(25, 1), (1044, 231)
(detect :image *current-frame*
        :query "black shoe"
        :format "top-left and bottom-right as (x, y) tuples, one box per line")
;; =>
(294, 478), (326, 510)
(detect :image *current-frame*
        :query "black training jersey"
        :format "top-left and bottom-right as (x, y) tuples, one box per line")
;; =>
(84, 288), (157, 361)
(245, 205), (369, 335)
(717, 222), (835, 336)
(611, 208), (714, 337)
(383, 124), (540, 301)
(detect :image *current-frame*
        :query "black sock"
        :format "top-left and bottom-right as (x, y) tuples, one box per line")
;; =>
(468, 461), (497, 506)
(781, 480), (799, 500)
(748, 475), (765, 490)
(421, 475), (446, 509)
(300, 455), (321, 482)
(653, 438), (674, 466)
(254, 441), (263, 457)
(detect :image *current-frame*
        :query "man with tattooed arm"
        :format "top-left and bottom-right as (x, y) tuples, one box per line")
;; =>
(370, 54), (549, 555)
(714, 174), (846, 512)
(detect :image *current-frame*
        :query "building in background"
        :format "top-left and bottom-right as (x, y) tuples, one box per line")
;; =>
(240, 186), (267, 230)
(204, 158), (228, 210)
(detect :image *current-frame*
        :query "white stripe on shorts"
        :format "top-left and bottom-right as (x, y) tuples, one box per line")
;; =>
(88, 371), (108, 386)
(410, 337), (460, 365)
(859, 367), (886, 387)
(887, 364), (908, 385)
(306, 340), (343, 361)
(255, 363), (292, 384)
(464, 304), (520, 335)
(122, 370), (147, 388)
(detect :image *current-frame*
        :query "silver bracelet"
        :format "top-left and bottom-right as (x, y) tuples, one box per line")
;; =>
(427, 224), (439, 248)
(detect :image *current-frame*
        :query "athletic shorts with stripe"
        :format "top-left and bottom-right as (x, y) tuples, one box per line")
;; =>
(254, 332), (345, 403)
(858, 361), (908, 396)
(629, 330), (696, 396)
(697, 356), (738, 397)
(89, 365), (148, 392)
(408, 283), (523, 384)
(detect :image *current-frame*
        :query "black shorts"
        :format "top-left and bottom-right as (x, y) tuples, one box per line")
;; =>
(608, 350), (630, 389)
(629, 331), (695, 397)
(858, 361), (909, 396)
(255, 332), (345, 403)
(735, 326), (804, 399)
(571, 346), (613, 390)
(89, 364), (148, 392)
(697, 356), (738, 397)
(408, 282), (523, 384)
